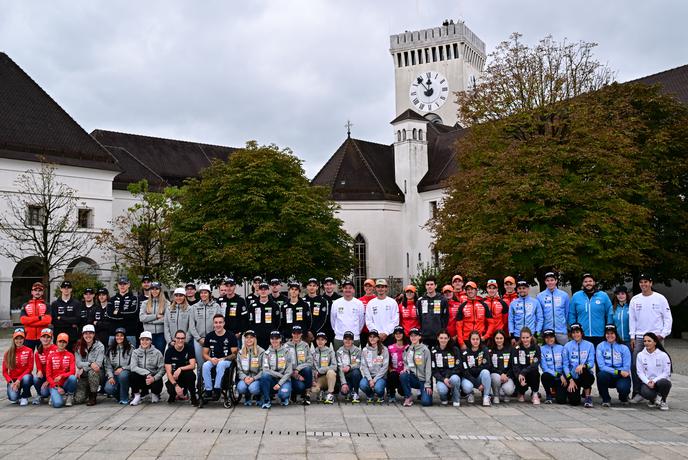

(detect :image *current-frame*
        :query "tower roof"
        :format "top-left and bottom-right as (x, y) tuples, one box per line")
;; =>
(628, 63), (688, 104)
(390, 109), (427, 124)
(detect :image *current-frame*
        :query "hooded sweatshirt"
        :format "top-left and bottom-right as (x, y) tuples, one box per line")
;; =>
(105, 345), (132, 379)
(45, 349), (76, 387)
(430, 344), (461, 381)
(238, 345), (265, 380)
(361, 344), (389, 381)
(461, 346), (491, 386)
(512, 342), (540, 377)
(312, 345), (337, 376)
(336, 345), (361, 381)
(262, 344), (292, 385)
(403, 343), (432, 387)
(130, 345), (165, 381)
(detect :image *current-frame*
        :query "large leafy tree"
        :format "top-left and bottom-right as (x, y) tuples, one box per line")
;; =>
(169, 142), (354, 283)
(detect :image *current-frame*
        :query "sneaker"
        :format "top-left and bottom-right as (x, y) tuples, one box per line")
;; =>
(403, 397), (414, 407)
(351, 393), (360, 404)
(659, 401), (669, 411)
(151, 394), (160, 404)
(167, 395), (176, 404)
(467, 394), (475, 404)
(281, 399), (289, 406)
(211, 390), (221, 401)
(375, 397), (383, 405)
(502, 396), (510, 403)
(517, 395), (525, 403)
(532, 393), (540, 405)
(654, 395), (662, 407)
(65, 395), (73, 407)
(204, 390), (213, 400)
(302, 394), (311, 406)
(545, 396), (553, 404)
(482, 396), (491, 407)
(261, 402), (271, 409)
(130, 394), (142, 406)
(630, 394), (644, 404)
(324, 393), (335, 404)
(493, 396), (500, 405)
(584, 396), (593, 408)
(19, 398), (28, 406)
(244, 398), (253, 406)
(387, 396), (396, 404)
(119, 400), (129, 405)
(441, 400), (448, 406)
(32, 396), (41, 405)
(601, 402), (611, 408)
(452, 401), (461, 407)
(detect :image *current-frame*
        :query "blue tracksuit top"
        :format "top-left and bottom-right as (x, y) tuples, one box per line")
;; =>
(508, 295), (543, 337)
(537, 288), (570, 335)
(563, 339), (595, 379)
(540, 343), (565, 377)
(609, 304), (630, 343)
(595, 341), (631, 375)
(568, 290), (612, 337)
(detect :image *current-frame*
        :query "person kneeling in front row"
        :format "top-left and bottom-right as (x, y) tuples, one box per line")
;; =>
(45, 333), (77, 408)
(563, 323), (595, 408)
(596, 324), (631, 407)
(237, 330), (264, 405)
(129, 331), (165, 405)
(400, 328), (433, 407)
(164, 329), (198, 405)
(311, 332), (338, 404)
(634, 332), (672, 411)
(336, 331), (362, 403)
(260, 330), (293, 408)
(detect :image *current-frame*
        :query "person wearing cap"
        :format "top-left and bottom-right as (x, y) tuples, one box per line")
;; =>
(140, 281), (169, 354)
(629, 273), (672, 402)
(540, 329), (567, 404)
(46, 332), (77, 407)
(237, 330), (265, 405)
(260, 330), (293, 408)
(138, 275), (152, 305)
(248, 282), (282, 349)
(320, 278), (340, 343)
(512, 327), (541, 405)
(91, 288), (111, 347)
(610, 286), (631, 344)
(484, 280), (509, 339)
(442, 285), (461, 342)
(460, 331), (492, 406)
(164, 329), (198, 406)
(330, 281), (365, 350)
(400, 328), (432, 406)
(431, 330), (462, 406)
(365, 279), (400, 346)
(32, 328), (57, 404)
(537, 272), (570, 345)
(50, 280), (82, 350)
(502, 277), (518, 306)
(386, 326), (407, 403)
(336, 331), (363, 403)
(635, 332), (672, 410)
(562, 323), (596, 407)
(190, 284), (223, 373)
(269, 278), (288, 310)
(129, 331), (165, 405)
(398, 285), (420, 336)
(360, 329), (390, 404)
(79, 287), (97, 329)
(218, 278), (249, 338)
(596, 324), (631, 407)
(455, 281), (496, 350)
(202, 314), (238, 401)
(358, 279), (376, 345)
(286, 325), (314, 404)
(451, 275), (468, 304)
(106, 276), (141, 347)
(568, 273), (613, 347)
(416, 276), (449, 349)
(304, 278), (330, 340)
(246, 276), (263, 305)
(311, 332), (338, 403)
(489, 330), (516, 404)
(74, 324), (105, 406)
(105, 327), (133, 404)
(164, 287), (193, 347)
(508, 281), (543, 345)
(185, 282), (199, 304)
(3, 329), (34, 405)
(281, 283), (312, 341)
(20, 281), (52, 350)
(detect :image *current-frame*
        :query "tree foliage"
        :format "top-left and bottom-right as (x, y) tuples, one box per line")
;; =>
(168, 142), (354, 283)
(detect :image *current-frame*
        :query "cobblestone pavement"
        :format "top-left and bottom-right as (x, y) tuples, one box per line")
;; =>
(0, 338), (686, 459)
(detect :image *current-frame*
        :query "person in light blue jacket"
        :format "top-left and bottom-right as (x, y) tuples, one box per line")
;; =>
(508, 281), (543, 343)
(540, 329), (567, 404)
(596, 324), (631, 407)
(536, 272), (570, 345)
(563, 323), (596, 407)
(568, 273), (612, 347)
(609, 286), (630, 343)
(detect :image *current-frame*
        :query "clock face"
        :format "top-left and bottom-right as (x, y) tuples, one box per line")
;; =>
(409, 71), (449, 112)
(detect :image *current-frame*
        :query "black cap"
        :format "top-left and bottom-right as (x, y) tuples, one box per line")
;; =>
(639, 273), (653, 282)
(141, 275), (152, 282)
(243, 329), (256, 337)
(84, 288), (95, 294)
(605, 324), (617, 333)
(516, 280), (529, 287)
(224, 278), (236, 286)
(323, 277), (336, 284)
(393, 326), (405, 335)
(117, 276), (130, 284)
(253, 276), (263, 282)
(97, 287), (109, 295)
(150, 281), (162, 289)
(343, 331), (354, 339)
(542, 329), (555, 337)
(269, 278), (280, 285)
(288, 282), (300, 289)
(60, 280), (73, 288)
(341, 280), (355, 288)
(544, 272), (557, 280)
(307, 277), (319, 285)
(315, 331), (327, 339)
(185, 282), (196, 289)
(582, 273), (594, 281)
(258, 282), (269, 290)
(614, 285), (628, 294)
(269, 330), (282, 338)
(291, 325), (303, 333)
(409, 327), (421, 336)
(570, 323), (583, 332)
(114, 327), (127, 335)
(368, 329), (379, 337)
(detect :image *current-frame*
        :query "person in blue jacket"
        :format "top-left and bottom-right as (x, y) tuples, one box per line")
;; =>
(508, 281), (543, 345)
(596, 324), (631, 407)
(563, 323), (596, 407)
(568, 273), (612, 347)
(540, 329), (567, 404)
(536, 272), (570, 345)
(609, 286), (630, 344)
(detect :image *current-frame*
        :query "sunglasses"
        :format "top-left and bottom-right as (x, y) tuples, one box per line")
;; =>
(174, 336), (186, 340)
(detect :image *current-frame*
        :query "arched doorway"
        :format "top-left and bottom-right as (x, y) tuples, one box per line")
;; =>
(66, 257), (100, 277)
(353, 234), (367, 296)
(11, 257), (44, 309)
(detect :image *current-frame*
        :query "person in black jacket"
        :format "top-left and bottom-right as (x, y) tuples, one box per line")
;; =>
(218, 278), (249, 338)
(512, 327), (541, 405)
(416, 277), (448, 349)
(50, 280), (82, 350)
(489, 330), (515, 404)
(249, 282), (282, 349)
(431, 330), (462, 406)
(90, 288), (110, 348)
(106, 277), (140, 346)
(460, 331), (492, 406)
(303, 278), (329, 339)
(281, 282), (312, 340)
(321, 277), (340, 342)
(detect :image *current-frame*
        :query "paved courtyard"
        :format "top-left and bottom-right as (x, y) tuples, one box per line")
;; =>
(0, 339), (687, 459)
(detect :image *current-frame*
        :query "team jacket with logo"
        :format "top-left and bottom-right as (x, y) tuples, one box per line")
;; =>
(281, 299), (312, 336)
(511, 343), (540, 377)
(45, 350), (75, 387)
(563, 339), (595, 379)
(484, 296), (509, 336)
(540, 343), (565, 377)
(105, 345), (132, 379)
(461, 346), (490, 386)
(636, 348), (671, 383)
(2, 346), (33, 381)
(361, 345), (389, 381)
(312, 346), (337, 376)
(336, 345), (361, 381)
(50, 297), (81, 328)
(403, 343), (432, 387)
(446, 299), (461, 338)
(596, 341), (631, 374)
(189, 300), (223, 341)
(218, 294), (249, 334)
(489, 346), (513, 377)
(286, 340), (313, 372)
(398, 299), (420, 335)
(537, 288), (570, 335)
(106, 292), (140, 336)
(163, 305), (193, 344)
(35, 344), (58, 376)
(569, 290), (612, 337)
(415, 293), (448, 341)
(249, 297), (282, 341)
(430, 345), (461, 381)
(508, 295), (543, 338)
(304, 295), (329, 334)
(237, 346), (265, 379)
(262, 345), (292, 385)
(455, 298), (495, 343)
(20, 298), (52, 341)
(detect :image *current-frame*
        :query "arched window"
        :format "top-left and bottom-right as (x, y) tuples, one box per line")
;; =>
(66, 257), (100, 278)
(353, 234), (367, 296)
(11, 256), (43, 307)
(402, 129), (406, 141)
(418, 129), (424, 141)
(397, 130), (401, 142)
(412, 128), (417, 140)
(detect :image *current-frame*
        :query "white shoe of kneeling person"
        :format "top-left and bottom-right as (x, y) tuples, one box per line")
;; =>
(659, 401), (669, 411)
(130, 393), (142, 406)
(151, 394), (160, 404)
(482, 396), (491, 407)
(630, 394), (644, 404)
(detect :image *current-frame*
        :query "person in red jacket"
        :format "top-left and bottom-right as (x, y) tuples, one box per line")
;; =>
(20, 282), (52, 350)
(455, 282), (495, 349)
(484, 280), (509, 340)
(46, 333), (77, 408)
(451, 275), (468, 304)
(502, 276), (518, 306)
(442, 285), (461, 341)
(33, 328), (57, 404)
(3, 328), (34, 405)
(398, 285), (419, 335)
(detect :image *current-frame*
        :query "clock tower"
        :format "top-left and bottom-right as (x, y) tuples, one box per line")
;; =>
(390, 20), (485, 126)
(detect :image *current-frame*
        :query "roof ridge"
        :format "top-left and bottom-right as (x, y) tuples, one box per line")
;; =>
(349, 137), (393, 149)
(350, 138), (387, 195)
(626, 63), (688, 84)
(103, 145), (168, 185)
(91, 128), (237, 151)
(311, 138), (348, 187)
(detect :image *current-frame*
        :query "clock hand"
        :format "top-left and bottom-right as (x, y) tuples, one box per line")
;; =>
(416, 76), (429, 91)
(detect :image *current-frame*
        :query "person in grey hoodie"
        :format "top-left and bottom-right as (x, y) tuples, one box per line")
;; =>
(360, 329), (389, 403)
(336, 331), (362, 403)
(129, 331), (165, 405)
(311, 332), (338, 404)
(400, 328), (433, 407)
(74, 325), (105, 406)
(259, 330), (293, 409)
(236, 330), (264, 405)
(139, 282), (168, 354)
(164, 288), (193, 347)
(286, 325), (314, 405)
(104, 327), (132, 404)
(189, 285), (223, 373)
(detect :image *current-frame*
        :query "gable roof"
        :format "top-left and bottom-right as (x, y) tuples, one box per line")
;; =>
(629, 64), (688, 104)
(91, 129), (237, 189)
(311, 137), (404, 202)
(0, 52), (118, 171)
(391, 108), (427, 124)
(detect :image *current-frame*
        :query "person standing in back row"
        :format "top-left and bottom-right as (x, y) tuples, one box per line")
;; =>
(303, 278), (329, 340)
(365, 279), (399, 346)
(508, 281), (543, 346)
(568, 273), (612, 347)
(416, 277), (448, 349)
(330, 281), (365, 350)
(51, 280), (81, 350)
(20, 282), (52, 351)
(537, 272), (570, 345)
(106, 276), (140, 346)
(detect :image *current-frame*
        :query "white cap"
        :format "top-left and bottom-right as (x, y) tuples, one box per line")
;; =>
(82, 324), (95, 333)
(140, 331), (152, 340)
(173, 287), (186, 296)
(198, 284), (211, 293)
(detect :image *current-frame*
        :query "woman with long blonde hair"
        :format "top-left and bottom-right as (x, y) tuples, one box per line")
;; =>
(140, 281), (169, 353)
(164, 287), (192, 347)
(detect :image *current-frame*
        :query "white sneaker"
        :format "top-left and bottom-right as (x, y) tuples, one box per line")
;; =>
(482, 396), (491, 407)
(151, 394), (160, 404)
(630, 394), (644, 404)
(351, 393), (360, 404)
(441, 400), (448, 406)
(65, 395), (73, 407)
(654, 395), (662, 406)
(452, 401), (461, 407)
(502, 396), (510, 403)
(659, 401), (669, 411)
(532, 393), (540, 405)
(130, 394), (142, 406)
(493, 396), (500, 404)
(19, 398), (28, 406)
(32, 396), (41, 405)
(467, 394), (475, 404)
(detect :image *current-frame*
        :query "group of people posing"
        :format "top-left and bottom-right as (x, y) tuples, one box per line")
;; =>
(4, 271), (674, 411)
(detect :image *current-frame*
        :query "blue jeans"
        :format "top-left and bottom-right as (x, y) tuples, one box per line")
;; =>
(436, 374), (462, 403)
(34, 376), (51, 398)
(461, 369), (492, 397)
(193, 340), (205, 374)
(596, 371), (631, 403)
(360, 377), (387, 398)
(202, 360), (232, 391)
(104, 370), (131, 402)
(7, 374), (33, 401)
(151, 333), (166, 355)
(341, 368), (362, 395)
(291, 367), (313, 396)
(50, 375), (77, 408)
(399, 372), (433, 406)
(236, 379), (262, 397)
(260, 374), (292, 403)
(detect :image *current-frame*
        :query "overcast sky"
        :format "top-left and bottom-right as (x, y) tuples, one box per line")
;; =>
(1, 0), (686, 178)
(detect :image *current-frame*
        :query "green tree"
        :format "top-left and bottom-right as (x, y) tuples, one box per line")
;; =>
(169, 142), (354, 283)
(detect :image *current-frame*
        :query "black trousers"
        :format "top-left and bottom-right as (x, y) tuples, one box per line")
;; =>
(387, 371), (403, 398)
(567, 368), (595, 406)
(640, 379), (672, 402)
(130, 372), (163, 396)
(515, 367), (540, 395)
(165, 370), (196, 399)
(541, 373), (568, 404)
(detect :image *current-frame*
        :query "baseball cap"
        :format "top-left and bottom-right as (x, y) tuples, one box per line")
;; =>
(185, 282), (196, 289)
(32, 282), (45, 290)
(451, 275), (464, 283)
(368, 329), (379, 337)
(97, 287), (109, 295)
(442, 285), (453, 293)
(291, 325), (303, 334)
(252, 276), (263, 282)
(542, 329), (555, 337)
(570, 323), (583, 332)
(341, 280), (355, 288)
(582, 273), (594, 281)
(60, 281), (73, 288)
(503, 276), (516, 284)
(363, 279), (375, 287)
(486, 279), (498, 288)
(224, 278), (236, 286)
(40, 328), (53, 337)
(117, 276), (130, 284)
(12, 328), (25, 339)
(258, 282), (270, 290)
(140, 331), (152, 340)
(315, 332), (327, 339)
(404, 285), (417, 293)
(614, 285), (628, 294)
(82, 325), (95, 333)
(343, 331), (355, 339)
(544, 271), (557, 280)
(639, 273), (653, 282)
(114, 327), (127, 335)
(141, 275), (152, 282)
(150, 281), (162, 289)
(269, 278), (281, 285)
(198, 284), (211, 293)
(409, 327), (421, 336)
(84, 287), (95, 294)
(56, 333), (69, 343)
(288, 282), (301, 289)
(323, 277), (336, 284)
(173, 287), (186, 296)
(393, 326), (405, 334)
(375, 279), (388, 286)
(269, 330), (282, 338)
(243, 329), (256, 337)
(307, 277), (319, 285)
(516, 280), (529, 288)
(465, 281), (478, 289)
(605, 324), (618, 333)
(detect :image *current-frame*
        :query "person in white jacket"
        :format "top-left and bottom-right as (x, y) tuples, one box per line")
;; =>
(633, 332), (672, 410)
(330, 280), (365, 350)
(365, 279), (399, 346)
